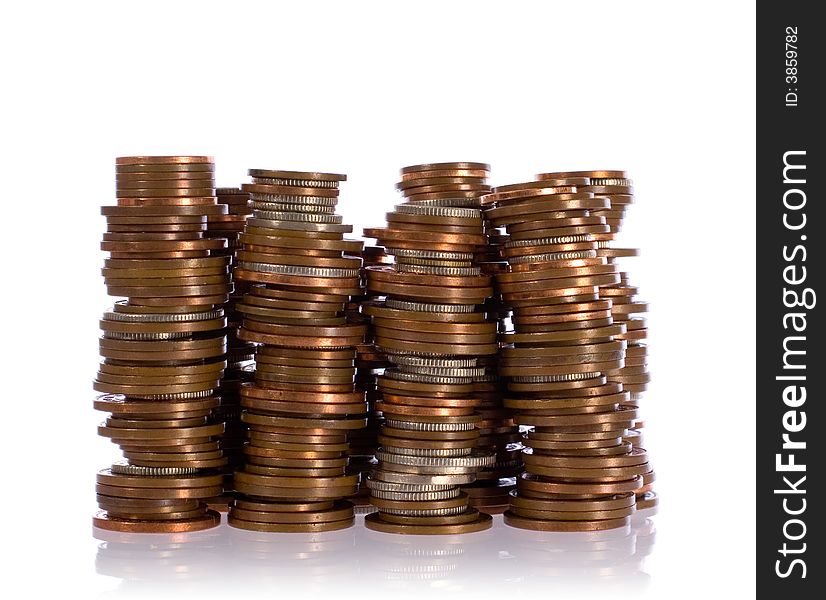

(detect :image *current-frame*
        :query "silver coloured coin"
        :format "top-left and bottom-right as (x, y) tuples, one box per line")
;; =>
(249, 201), (336, 213)
(250, 193), (338, 206)
(395, 263), (481, 276)
(394, 204), (481, 218)
(384, 298), (476, 313)
(381, 446), (472, 458)
(237, 261), (360, 278)
(111, 462), (198, 476)
(383, 419), (477, 432)
(508, 250), (598, 264)
(505, 234), (594, 248)
(251, 210), (342, 224)
(365, 478), (454, 492)
(386, 248), (474, 261)
(103, 308), (224, 323)
(511, 372), (602, 383)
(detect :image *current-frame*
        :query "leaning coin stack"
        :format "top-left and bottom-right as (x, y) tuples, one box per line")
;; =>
(361, 162), (498, 534)
(548, 171), (656, 510)
(93, 155), (231, 533)
(482, 175), (650, 532)
(227, 169), (368, 532)
(206, 187), (256, 508)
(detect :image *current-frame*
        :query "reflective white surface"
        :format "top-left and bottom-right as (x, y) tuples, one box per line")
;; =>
(92, 510), (656, 598)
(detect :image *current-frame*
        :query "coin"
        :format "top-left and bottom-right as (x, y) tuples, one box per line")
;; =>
(227, 515), (354, 533)
(502, 511), (630, 532)
(93, 509), (221, 533)
(364, 511), (492, 534)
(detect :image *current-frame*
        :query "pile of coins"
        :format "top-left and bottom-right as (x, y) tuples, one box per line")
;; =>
(362, 162), (498, 534)
(205, 187), (256, 508)
(482, 172), (651, 531)
(93, 156), (230, 533)
(227, 169), (368, 532)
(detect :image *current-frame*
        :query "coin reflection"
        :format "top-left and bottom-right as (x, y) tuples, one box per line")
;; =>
(95, 509), (655, 594)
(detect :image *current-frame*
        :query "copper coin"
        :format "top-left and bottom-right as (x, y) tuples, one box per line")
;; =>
(104, 507), (208, 521)
(376, 402), (475, 418)
(241, 413), (366, 430)
(95, 483), (223, 500)
(536, 170), (627, 180)
(381, 394), (480, 408)
(516, 472), (642, 495)
(503, 511), (629, 532)
(241, 384), (361, 403)
(102, 204), (226, 217)
(233, 481), (357, 500)
(93, 509), (221, 533)
(233, 499), (335, 512)
(117, 156), (213, 165)
(117, 163), (214, 174)
(364, 511), (492, 534)
(227, 515), (354, 532)
(401, 162), (490, 174)
(117, 170), (214, 181)
(230, 500), (353, 524)
(509, 490), (635, 512)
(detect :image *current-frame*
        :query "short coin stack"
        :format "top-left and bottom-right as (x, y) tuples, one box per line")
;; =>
(227, 169), (368, 532)
(94, 155), (230, 533)
(362, 162), (497, 534)
(482, 174), (650, 531)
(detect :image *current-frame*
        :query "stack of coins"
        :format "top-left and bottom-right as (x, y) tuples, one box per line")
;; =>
(227, 169), (368, 532)
(362, 162), (497, 534)
(482, 174), (650, 532)
(561, 171), (656, 509)
(205, 187), (256, 508)
(93, 155), (230, 533)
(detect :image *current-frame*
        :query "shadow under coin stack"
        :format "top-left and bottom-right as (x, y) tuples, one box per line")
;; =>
(481, 176), (649, 532)
(205, 187), (256, 509)
(558, 171), (656, 511)
(227, 169), (367, 532)
(93, 155), (231, 533)
(362, 162), (498, 534)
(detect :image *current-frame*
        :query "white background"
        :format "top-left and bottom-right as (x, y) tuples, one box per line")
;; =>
(0, 1), (755, 598)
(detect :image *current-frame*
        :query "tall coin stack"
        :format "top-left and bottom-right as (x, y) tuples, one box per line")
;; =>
(555, 171), (656, 510)
(93, 156), (230, 533)
(227, 169), (368, 533)
(482, 175), (650, 532)
(205, 187), (256, 509)
(362, 162), (497, 534)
